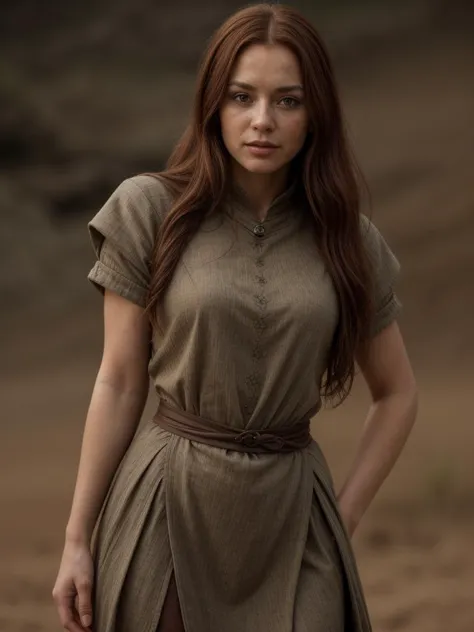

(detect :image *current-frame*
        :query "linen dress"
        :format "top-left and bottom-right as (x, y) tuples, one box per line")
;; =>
(87, 174), (401, 632)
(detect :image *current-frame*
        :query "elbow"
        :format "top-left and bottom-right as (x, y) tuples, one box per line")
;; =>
(393, 384), (418, 437)
(402, 370), (419, 415)
(96, 361), (149, 400)
(404, 381), (419, 421)
(372, 375), (419, 419)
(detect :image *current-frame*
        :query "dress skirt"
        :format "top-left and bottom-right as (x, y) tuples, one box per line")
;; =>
(91, 420), (371, 632)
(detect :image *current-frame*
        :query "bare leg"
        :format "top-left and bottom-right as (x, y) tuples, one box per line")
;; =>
(156, 574), (185, 632)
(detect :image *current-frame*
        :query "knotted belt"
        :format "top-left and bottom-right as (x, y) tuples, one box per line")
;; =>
(152, 401), (312, 454)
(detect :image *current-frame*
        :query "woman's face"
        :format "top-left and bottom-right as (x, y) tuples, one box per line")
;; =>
(219, 43), (309, 177)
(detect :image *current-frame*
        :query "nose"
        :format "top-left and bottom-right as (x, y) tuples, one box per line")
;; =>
(251, 100), (275, 132)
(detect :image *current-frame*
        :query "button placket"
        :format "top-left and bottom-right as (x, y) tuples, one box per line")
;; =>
(243, 228), (270, 420)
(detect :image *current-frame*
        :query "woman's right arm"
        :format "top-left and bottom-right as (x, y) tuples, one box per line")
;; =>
(53, 290), (151, 631)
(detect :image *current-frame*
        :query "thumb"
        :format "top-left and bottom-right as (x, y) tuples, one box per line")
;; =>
(76, 579), (93, 628)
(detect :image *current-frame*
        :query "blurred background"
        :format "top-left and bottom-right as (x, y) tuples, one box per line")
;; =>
(1, 0), (473, 630)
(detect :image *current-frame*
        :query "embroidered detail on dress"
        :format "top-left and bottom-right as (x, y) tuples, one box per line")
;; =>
(245, 373), (261, 388)
(254, 316), (268, 333)
(253, 293), (268, 309)
(252, 347), (266, 360)
(244, 231), (270, 419)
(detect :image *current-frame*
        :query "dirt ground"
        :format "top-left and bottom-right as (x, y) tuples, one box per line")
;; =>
(1, 17), (474, 632)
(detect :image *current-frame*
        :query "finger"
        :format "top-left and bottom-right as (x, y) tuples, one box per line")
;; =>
(66, 621), (89, 632)
(57, 598), (87, 632)
(76, 579), (93, 629)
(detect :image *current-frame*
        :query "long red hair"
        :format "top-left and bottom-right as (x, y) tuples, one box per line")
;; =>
(145, 3), (373, 405)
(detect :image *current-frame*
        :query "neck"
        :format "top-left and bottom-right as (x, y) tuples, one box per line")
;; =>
(231, 163), (289, 222)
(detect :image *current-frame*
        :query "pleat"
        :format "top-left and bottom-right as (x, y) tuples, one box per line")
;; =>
(293, 487), (346, 631)
(113, 486), (173, 632)
(307, 442), (372, 632)
(92, 422), (173, 632)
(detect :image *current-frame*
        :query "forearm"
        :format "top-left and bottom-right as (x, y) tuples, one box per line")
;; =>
(65, 374), (148, 545)
(337, 388), (418, 533)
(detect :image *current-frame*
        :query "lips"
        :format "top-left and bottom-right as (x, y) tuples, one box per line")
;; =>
(247, 142), (278, 148)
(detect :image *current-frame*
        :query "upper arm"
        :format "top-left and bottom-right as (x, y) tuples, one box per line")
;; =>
(360, 214), (402, 337)
(98, 290), (151, 393)
(356, 321), (416, 401)
(86, 175), (171, 391)
(357, 216), (416, 399)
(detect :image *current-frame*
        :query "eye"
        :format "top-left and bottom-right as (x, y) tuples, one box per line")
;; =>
(279, 96), (300, 108)
(231, 92), (251, 104)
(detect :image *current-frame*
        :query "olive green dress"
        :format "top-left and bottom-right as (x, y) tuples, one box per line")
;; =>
(87, 174), (401, 632)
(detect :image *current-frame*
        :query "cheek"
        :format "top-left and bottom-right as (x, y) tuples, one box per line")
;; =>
(220, 107), (245, 148)
(285, 116), (309, 148)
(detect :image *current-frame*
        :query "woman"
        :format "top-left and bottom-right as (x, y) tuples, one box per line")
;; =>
(52, 4), (418, 631)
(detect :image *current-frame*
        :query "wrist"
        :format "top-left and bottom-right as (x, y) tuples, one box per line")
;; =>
(65, 525), (92, 546)
(336, 493), (362, 537)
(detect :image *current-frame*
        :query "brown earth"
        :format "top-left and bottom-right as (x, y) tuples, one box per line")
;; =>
(1, 6), (474, 632)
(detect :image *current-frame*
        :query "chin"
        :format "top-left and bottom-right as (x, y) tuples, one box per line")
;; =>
(239, 158), (283, 175)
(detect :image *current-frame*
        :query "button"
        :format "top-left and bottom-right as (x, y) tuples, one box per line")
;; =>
(253, 224), (265, 237)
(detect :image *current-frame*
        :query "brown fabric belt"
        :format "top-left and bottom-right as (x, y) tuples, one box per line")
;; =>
(152, 401), (312, 454)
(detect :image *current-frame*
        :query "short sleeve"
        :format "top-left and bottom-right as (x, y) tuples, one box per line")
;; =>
(360, 214), (402, 337)
(87, 175), (170, 307)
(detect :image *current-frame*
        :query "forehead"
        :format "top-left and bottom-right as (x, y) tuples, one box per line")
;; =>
(230, 44), (302, 86)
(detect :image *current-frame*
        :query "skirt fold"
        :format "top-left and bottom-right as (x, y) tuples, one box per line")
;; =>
(92, 423), (172, 632)
(307, 442), (372, 631)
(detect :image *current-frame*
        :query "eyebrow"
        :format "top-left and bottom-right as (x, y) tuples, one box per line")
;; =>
(229, 80), (304, 93)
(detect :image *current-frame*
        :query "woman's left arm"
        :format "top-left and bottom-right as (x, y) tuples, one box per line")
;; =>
(337, 321), (419, 537)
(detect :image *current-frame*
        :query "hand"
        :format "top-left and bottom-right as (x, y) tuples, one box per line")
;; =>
(52, 540), (94, 631)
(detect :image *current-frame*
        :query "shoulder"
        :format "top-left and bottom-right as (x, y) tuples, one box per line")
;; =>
(359, 213), (396, 261)
(110, 174), (174, 222)
(359, 212), (380, 243)
(88, 174), (172, 238)
(124, 173), (174, 207)
(88, 174), (173, 259)
(359, 212), (401, 291)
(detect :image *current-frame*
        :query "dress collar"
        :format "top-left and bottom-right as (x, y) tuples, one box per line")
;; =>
(223, 179), (301, 234)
